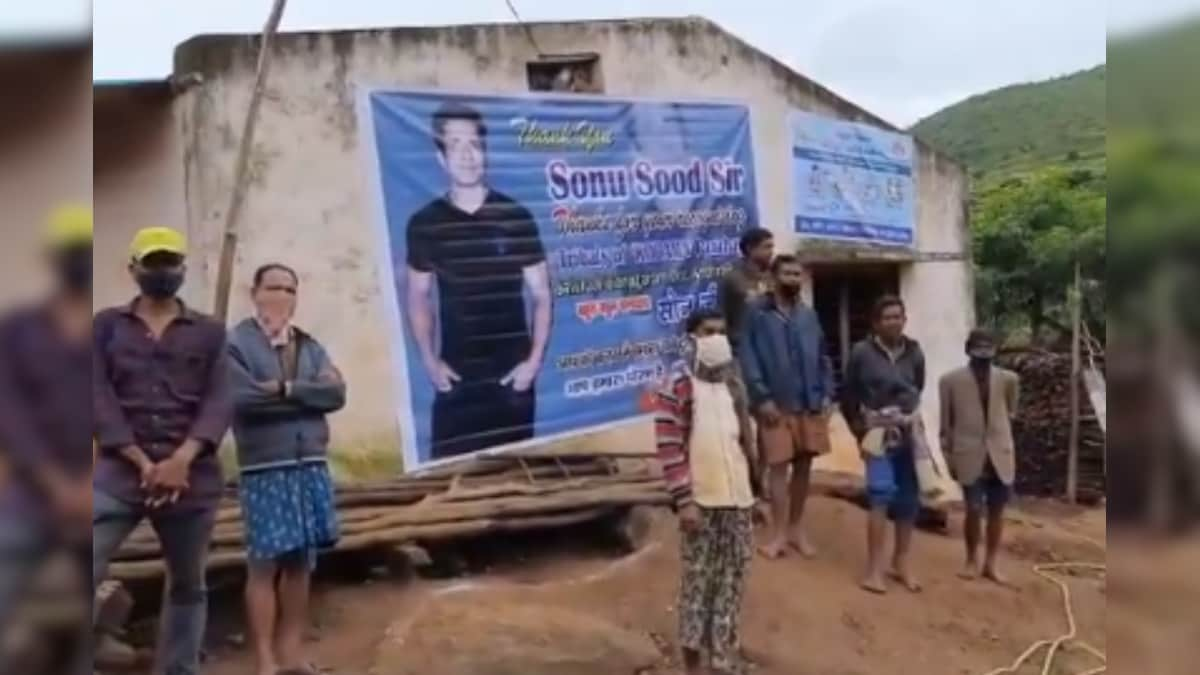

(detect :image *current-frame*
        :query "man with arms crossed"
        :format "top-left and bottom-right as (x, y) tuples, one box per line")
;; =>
(406, 102), (552, 460)
(229, 264), (345, 675)
(940, 328), (1019, 584)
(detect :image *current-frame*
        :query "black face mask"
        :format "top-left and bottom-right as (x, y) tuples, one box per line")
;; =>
(54, 246), (92, 294)
(969, 356), (993, 369)
(778, 282), (801, 298)
(136, 269), (184, 299)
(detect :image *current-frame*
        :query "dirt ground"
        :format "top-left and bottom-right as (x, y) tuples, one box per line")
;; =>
(192, 494), (1105, 675)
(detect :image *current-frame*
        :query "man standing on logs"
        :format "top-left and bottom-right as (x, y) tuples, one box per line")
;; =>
(841, 295), (926, 595)
(656, 308), (759, 675)
(93, 226), (232, 675)
(939, 328), (1019, 584)
(0, 206), (94, 675)
(739, 254), (833, 560)
(228, 263), (345, 675)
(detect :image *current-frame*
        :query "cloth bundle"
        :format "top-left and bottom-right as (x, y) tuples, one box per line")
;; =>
(860, 406), (944, 501)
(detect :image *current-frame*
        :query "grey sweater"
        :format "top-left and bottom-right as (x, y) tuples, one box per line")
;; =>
(227, 318), (347, 473)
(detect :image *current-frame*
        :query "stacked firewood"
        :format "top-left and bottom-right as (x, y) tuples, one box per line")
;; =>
(997, 350), (1106, 501)
(110, 455), (667, 582)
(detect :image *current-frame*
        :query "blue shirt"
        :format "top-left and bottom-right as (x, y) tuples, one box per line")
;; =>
(739, 295), (833, 414)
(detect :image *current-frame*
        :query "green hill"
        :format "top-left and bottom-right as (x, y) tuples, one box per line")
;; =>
(910, 65), (1106, 182)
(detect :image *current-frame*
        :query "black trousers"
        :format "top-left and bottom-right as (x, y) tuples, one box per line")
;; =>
(431, 379), (536, 460)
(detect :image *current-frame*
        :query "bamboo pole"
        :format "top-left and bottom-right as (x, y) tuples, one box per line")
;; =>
(1066, 262), (1082, 504)
(211, 0), (288, 321)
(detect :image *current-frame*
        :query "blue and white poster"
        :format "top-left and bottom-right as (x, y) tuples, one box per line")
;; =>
(790, 110), (915, 246)
(360, 89), (759, 470)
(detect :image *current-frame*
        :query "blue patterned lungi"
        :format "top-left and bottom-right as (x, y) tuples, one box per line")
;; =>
(239, 463), (340, 571)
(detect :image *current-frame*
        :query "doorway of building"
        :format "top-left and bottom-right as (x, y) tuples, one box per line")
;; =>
(810, 264), (902, 395)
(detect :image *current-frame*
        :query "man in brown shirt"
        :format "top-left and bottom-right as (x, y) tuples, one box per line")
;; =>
(92, 226), (231, 675)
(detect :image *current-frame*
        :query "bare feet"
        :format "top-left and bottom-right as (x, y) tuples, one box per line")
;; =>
(860, 573), (888, 594)
(887, 569), (923, 593)
(758, 539), (788, 560)
(959, 561), (981, 580)
(787, 530), (817, 559)
(982, 565), (1010, 586)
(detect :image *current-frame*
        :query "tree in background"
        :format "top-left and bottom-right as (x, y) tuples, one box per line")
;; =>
(971, 168), (1106, 344)
(1108, 132), (1200, 341)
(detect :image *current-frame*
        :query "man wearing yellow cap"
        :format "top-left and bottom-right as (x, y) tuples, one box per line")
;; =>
(92, 225), (232, 675)
(0, 205), (95, 674)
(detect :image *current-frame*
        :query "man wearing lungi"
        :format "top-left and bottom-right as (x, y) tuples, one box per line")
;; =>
(228, 263), (345, 675)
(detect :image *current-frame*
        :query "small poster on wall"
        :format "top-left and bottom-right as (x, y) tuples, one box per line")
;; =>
(789, 110), (916, 247)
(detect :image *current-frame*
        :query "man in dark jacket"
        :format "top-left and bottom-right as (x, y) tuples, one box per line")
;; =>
(228, 263), (346, 675)
(740, 254), (834, 559)
(841, 295), (926, 594)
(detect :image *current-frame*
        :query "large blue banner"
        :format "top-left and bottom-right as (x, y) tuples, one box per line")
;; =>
(790, 110), (915, 246)
(361, 89), (759, 470)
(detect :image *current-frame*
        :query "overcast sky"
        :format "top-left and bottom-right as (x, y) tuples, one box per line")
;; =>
(10, 1), (1187, 126)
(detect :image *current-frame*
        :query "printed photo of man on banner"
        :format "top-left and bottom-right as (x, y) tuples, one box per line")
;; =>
(361, 89), (759, 470)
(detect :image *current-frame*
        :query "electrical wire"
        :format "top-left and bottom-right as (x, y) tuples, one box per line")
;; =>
(504, 0), (544, 56)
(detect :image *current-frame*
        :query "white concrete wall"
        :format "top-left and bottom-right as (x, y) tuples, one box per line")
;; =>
(0, 48), (92, 306)
(94, 87), (189, 309)
(903, 149), (973, 479)
(168, 18), (971, 470)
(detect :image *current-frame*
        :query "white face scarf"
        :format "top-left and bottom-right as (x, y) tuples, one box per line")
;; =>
(695, 334), (734, 368)
(256, 315), (293, 348)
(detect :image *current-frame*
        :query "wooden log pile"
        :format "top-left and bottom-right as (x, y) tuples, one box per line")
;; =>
(996, 350), (1105, 501)
(110, 455), (667, 582)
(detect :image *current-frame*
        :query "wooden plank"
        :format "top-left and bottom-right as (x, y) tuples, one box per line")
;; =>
(109, 506), (643, 581)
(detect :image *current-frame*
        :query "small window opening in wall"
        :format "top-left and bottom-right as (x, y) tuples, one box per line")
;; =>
(527, 53), (603, 93)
